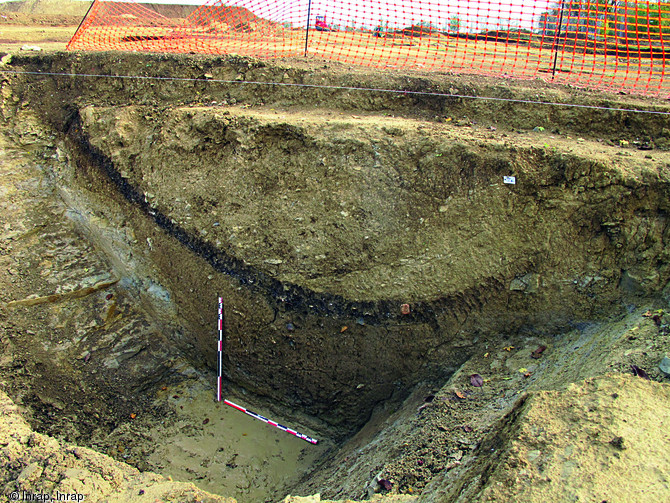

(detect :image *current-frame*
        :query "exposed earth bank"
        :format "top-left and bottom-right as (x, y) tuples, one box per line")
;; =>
(0, 41), (669, 502)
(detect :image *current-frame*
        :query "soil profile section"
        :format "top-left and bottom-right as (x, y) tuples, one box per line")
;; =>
(64, 108), (670, 437)
(62, 111), (474, 435)
(3, 52), (670, 438)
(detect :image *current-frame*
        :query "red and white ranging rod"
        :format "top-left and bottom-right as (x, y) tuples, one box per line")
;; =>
(217, 297), (318, 445)
(223, 398), (319, 445)
(217, 296), (224, 402)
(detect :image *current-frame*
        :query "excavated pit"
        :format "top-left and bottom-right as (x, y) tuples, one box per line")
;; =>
(2, 51), (670, 501)
(63, 100), (670, 436)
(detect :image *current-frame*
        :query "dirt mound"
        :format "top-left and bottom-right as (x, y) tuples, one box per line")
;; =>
(0, 0), (90, 16)
(447, 375), (670, 502)
(0, 390), (235, 503)
(0, 0), (238, 21)
(188, 5), (275, 26)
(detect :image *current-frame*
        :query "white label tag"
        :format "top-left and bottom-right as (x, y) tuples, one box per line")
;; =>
(503, 176), (516, 185)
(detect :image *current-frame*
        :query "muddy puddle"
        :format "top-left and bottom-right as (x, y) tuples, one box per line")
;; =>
(147, 381), (330, 502)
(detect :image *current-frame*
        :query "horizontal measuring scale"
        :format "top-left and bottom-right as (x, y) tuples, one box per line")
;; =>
(223, 398), (319, 445)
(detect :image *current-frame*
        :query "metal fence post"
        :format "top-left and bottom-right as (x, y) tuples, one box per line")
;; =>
(304, 0), (313, 56)
(551, 0), (567, 78)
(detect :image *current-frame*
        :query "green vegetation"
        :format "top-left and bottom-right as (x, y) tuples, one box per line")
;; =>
(538, 1), (670, 40)
(617, 1), (670, 37)
(448, 15), (461, 34)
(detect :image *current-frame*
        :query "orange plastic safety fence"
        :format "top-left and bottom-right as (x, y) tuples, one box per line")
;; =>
(67, 0), (669, 97)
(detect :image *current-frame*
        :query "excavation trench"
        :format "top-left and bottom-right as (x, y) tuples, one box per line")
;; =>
(59, 100), (670, 433)
(2, 52), (670, 501)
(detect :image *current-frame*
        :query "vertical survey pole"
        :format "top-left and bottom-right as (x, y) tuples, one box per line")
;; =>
(217, 296), (224, 401)
(67, 0), (96, 50)
(304, 0), (313, 56)
(551, 0), (566, 79)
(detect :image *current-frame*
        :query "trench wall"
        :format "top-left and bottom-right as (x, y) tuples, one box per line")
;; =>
(2, 52), (670, 436)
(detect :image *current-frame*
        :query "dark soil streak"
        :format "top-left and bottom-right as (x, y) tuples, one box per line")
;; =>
(64, 111), (508, 329)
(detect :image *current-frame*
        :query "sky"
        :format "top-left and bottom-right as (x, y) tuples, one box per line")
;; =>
(133, 0), (556, 31)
